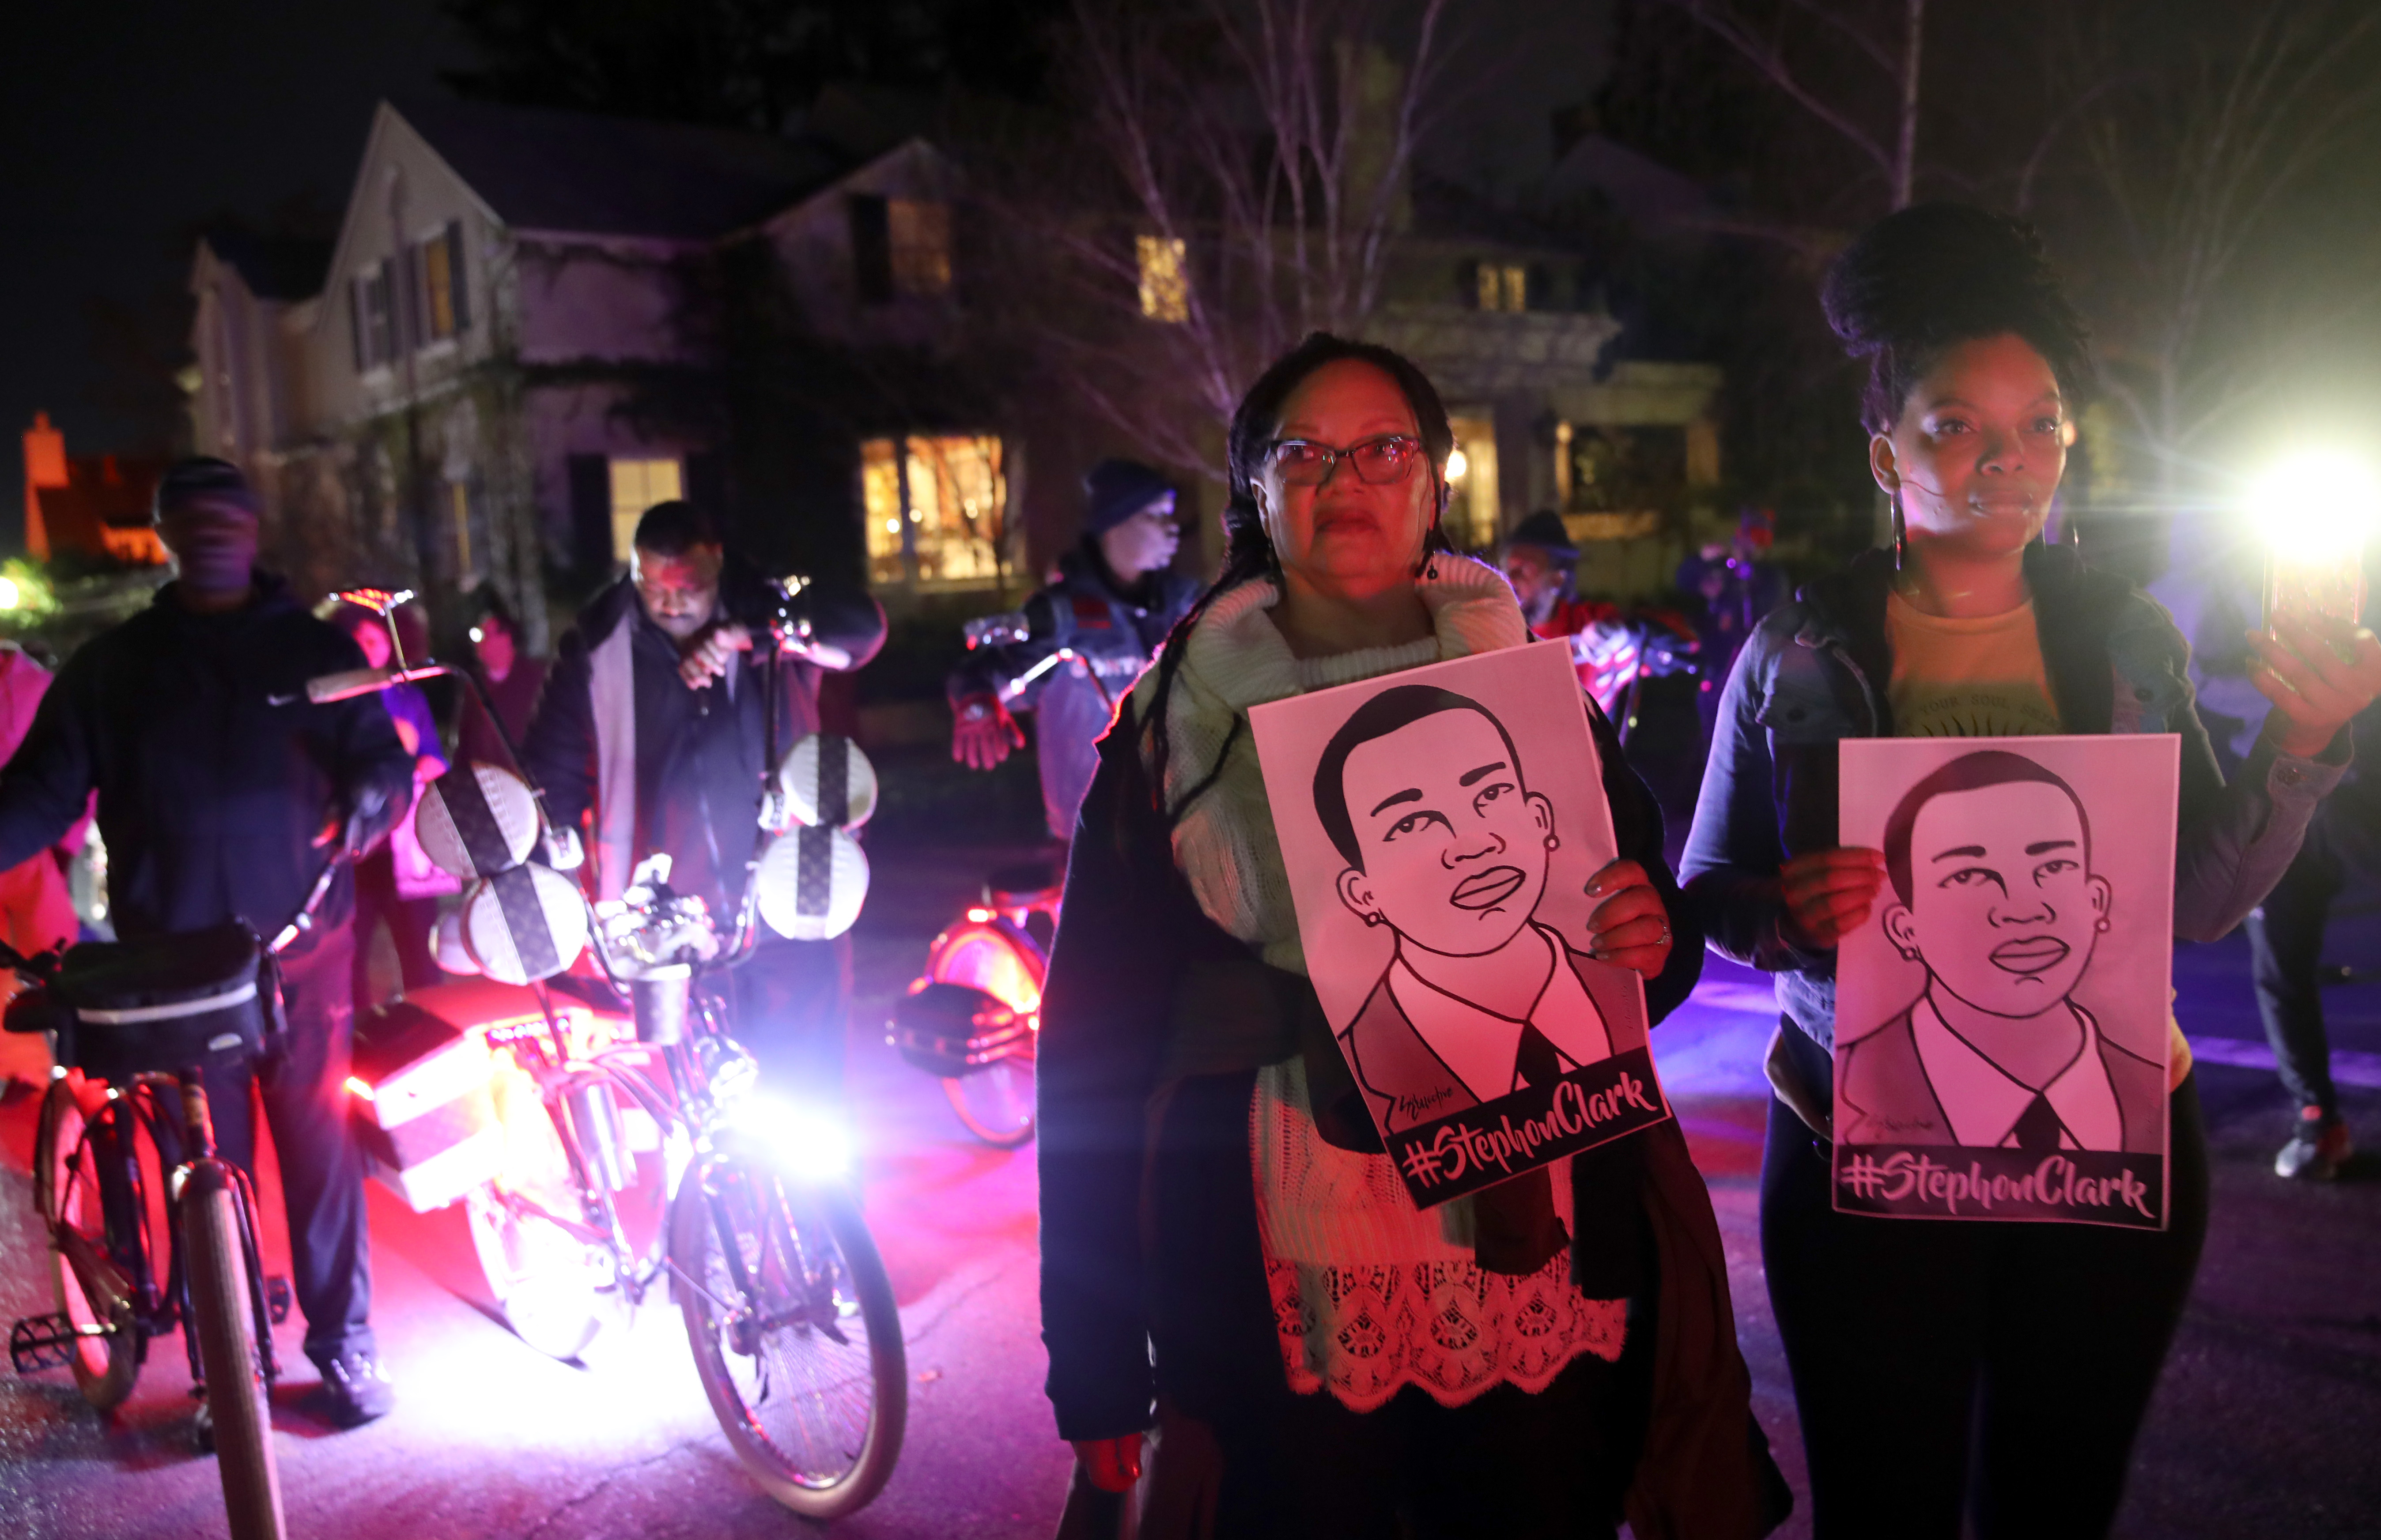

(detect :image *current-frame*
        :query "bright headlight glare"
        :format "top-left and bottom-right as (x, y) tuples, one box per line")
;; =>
(2249, 449), (2381, 562)
(724, 1098), (853, 1181)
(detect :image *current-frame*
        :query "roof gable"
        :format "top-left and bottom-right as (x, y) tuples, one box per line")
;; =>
(392, 94), (852, 241)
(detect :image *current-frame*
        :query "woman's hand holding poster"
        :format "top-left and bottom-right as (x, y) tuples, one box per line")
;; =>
(1833, 736), (2179, 1229)
(1249, 641), (1671, 1210)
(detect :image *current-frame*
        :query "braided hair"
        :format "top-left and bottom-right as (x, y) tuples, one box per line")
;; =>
(1821, 204), (2093, 435)
(1138, 332), (1457, 827)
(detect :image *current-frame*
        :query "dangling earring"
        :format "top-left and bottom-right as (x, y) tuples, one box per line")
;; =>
(1891, 496), (1908, 572)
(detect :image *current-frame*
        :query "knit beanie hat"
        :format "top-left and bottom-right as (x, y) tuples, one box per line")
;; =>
(1083, 459), (1174, 536)
(151, 457), (260, 523)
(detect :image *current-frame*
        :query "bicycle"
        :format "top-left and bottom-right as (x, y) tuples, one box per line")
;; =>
(890, 860), (1053, 1148)
(8, 898), (333, 1540)
(321, 588), (908, 1519)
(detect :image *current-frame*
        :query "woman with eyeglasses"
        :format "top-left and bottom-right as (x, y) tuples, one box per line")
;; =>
(1035, 333), (1781, 1539)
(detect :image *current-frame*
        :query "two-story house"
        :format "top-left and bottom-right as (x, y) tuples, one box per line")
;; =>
(189, 93), (1724, 654)
(188, 96), (1012, 648)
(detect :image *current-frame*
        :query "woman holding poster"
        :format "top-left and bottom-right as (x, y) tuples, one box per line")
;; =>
(1682, 204), (2381, 1538)
(1037, 334), (1783, 1538)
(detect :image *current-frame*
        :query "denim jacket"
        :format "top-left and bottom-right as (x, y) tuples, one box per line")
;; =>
(1680, 544), (2349, 1049)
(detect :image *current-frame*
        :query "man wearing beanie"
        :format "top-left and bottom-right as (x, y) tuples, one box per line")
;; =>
(0, 457), (415, 1426)
(949, 458), (1196, 841)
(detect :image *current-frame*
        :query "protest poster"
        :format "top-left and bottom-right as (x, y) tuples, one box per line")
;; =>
(1247, 641), (1671, 1210)
(1833, 736), (2180, 1229)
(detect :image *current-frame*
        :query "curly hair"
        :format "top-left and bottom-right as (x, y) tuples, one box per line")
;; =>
(1821, 204), (2093, 435)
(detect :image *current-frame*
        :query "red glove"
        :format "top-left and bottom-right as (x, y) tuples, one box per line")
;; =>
(1072, 1434), (1144, 1493)
(951, 695), (1025, 770)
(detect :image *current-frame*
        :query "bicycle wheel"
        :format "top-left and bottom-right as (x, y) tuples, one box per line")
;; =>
(672, 1158), (906, 1519)
(940, 1057), (1036, 1148)
(35, 1080), (142, 1409)
(467, 1063), (614, 1360)
(183, 1171), (286, 1540)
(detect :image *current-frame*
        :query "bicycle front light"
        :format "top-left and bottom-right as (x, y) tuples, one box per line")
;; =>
(722, 1098), (854, 1183)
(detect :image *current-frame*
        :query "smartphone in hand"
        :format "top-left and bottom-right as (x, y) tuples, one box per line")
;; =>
(2266, 553), (2365, 632)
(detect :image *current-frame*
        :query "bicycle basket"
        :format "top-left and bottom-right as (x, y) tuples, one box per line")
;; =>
(48, 925), (276, 1084)
(888, 982), (1032, 1078)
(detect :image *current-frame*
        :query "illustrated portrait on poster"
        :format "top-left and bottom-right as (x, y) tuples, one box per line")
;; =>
(1250, 642), (1670, 1209)
(1833, 736), (2180, 1230)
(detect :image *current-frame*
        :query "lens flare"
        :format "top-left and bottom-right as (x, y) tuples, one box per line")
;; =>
(2248, 449), (2381, 562)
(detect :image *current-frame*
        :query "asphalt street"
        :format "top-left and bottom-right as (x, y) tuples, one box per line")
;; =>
(0, 841), (2375, 1540)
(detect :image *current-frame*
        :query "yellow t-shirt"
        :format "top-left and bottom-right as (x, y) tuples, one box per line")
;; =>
(1884, 589), (2192, 1087)
(1885, 593), (2063, 738)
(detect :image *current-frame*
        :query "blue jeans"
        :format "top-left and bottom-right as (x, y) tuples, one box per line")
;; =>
(2246, 815), (2351, 1118)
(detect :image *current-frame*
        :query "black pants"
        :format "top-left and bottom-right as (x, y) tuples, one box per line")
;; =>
(198, 926), (374, 1368)
(729, 933), (852, 1102)
(1205, 1346), (1644, 1540)
(1148, 1072), (1648, 1540)
(1760, 1075), (2210, 1540)
(2247, 819), (2347, 1118)
(349, 845), (439, 1010)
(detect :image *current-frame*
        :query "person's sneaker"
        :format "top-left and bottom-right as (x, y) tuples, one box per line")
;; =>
(2275, 1108), (2353, 1181)
(315, 1348), (395, 1427)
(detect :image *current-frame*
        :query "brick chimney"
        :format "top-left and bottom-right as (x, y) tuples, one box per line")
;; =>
(22, 411), (66, 562)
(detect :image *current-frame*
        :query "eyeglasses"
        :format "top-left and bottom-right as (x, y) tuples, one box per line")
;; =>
(1265, 434), (1423, 487)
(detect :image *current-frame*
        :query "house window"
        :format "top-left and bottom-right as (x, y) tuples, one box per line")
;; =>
(861, 434), (1005, 589)
(888, 199), (952, 296)
(1476, 262), (1527, 313)
(353, 263), (396, 370)
(421, 223), (469, 342)
(1138, 235), (1189, 322)
(1444, 415), (1501, 551)
(450, 481), (474, 575)
(608, 457), (684, 561)
(1562, 423), (1686, 526)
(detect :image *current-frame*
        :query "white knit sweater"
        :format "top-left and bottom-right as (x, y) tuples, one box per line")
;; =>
(1129, 555), (1529, 976)
(1132, 557), (1628, 1411)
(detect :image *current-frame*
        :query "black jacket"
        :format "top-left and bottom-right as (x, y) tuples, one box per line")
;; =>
(1038, 688), (1787, 1536)
(0, 571), (414, 948)
(522, 556), (885, 918)
(946, 541), (1197, 708)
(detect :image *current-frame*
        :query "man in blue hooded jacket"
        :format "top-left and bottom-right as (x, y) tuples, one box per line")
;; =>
(949, 459), (1195, 841)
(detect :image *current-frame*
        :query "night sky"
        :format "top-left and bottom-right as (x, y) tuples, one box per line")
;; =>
(0, 0), (464, 542)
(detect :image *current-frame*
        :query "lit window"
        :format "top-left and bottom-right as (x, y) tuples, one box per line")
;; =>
(1138, 235), (1189, 323)
(608, 457), (683, 560)
(1476, 263), (1527, 313)
(861, 434), (1005, 589)
(1445, 415), (1501, 550)
(451, 481), (473, 574)
(888, 200), (953, 296)
(421, 223), (469, 341)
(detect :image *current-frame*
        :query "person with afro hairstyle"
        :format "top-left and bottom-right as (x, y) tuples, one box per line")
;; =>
(1680, 204), (2381, 1536)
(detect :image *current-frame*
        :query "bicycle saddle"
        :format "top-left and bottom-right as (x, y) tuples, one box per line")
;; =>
(983, 862), (1060, 910)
